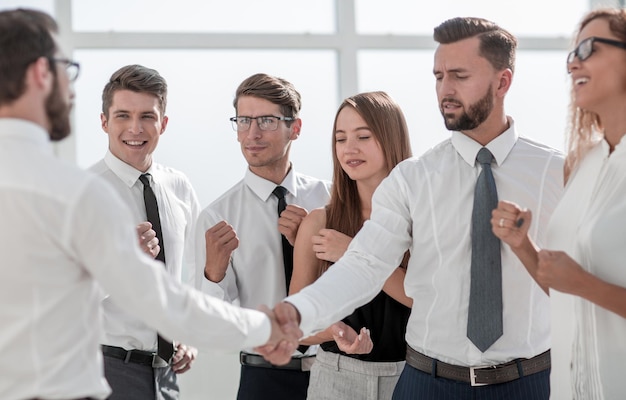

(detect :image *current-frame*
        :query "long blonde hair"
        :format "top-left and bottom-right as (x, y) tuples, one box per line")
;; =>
(565, 8), (626, 181)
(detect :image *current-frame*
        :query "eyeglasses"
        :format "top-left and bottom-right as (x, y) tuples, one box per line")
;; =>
(50, 57), (80, 82)
(230, 115), (295, 132)
(567, 36), (626, 65)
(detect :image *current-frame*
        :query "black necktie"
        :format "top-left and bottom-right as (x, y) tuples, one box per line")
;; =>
(467, 148), (503, 352)
(272, 186), (309, 354)
(272, 186), (293, 293)
(139, 173), (174, 363)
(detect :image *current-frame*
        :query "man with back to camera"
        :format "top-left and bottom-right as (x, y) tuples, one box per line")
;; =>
(267, 17), (564, 400)
(90, 64), (200, 400)
(195, 73), (331, 400)
(0, 8), (300, 400)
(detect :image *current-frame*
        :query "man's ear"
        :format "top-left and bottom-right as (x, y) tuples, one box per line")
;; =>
(30, 57), (54, 93)
(100, 113), (109, 132)
(290, 118), (302, 140)
(496, 69), (513, 98)
(160, 115), (169, 135)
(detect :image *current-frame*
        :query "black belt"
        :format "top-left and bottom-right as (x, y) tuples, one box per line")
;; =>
(406, 346), (550, 386)
(102, 345), (169, 368)
(239, 352), (310, 371)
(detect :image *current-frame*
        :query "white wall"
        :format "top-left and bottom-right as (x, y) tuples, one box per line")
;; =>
(0, 0), (600, 398)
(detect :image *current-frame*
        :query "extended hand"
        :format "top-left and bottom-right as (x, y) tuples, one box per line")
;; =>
(330, 322), (373, 354)
(254, 303), (302, 365)
(136, 221), (160, 258)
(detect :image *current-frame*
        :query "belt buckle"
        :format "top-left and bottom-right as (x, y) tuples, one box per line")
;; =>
(469, 366), (490, 387)
(152, 354), (169, 368)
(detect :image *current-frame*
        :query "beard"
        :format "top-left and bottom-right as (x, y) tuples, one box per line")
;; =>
(46, 74), (72, 142)
(440, 85), (494, 131)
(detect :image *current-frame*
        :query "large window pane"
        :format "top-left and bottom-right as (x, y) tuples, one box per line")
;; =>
(356, 0), (588, 37)
(73, 49), (337, 206)
(72, 0), (335, 33)
(358, 49), (570, 156)
(0, 0), (54, 14)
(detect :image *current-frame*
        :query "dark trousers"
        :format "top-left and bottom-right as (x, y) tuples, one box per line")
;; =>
(236, 364), (310, 400)
(392, 364), (550, 400)
(103, 354), (179, 400)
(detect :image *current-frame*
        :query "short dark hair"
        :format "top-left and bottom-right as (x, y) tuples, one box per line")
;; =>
(101, 64), (168, 117)
(233, 73), (301, 124)
(0, 9), (58, 106)
(433, 17), (517, 72)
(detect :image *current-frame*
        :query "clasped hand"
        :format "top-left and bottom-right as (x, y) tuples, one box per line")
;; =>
(254, 303), (303, 365)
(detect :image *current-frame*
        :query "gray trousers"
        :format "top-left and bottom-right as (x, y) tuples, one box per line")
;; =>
(307, 347), (405, 400)
(103, 354), (179, 400)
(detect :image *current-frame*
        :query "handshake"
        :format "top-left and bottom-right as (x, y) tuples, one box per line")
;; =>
(254, 302), (302, 365)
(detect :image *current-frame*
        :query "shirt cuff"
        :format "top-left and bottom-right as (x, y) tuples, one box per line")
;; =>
(201, 279), (226, 300)
(241, 310), (271, 349)
(284, 294), (318, 337)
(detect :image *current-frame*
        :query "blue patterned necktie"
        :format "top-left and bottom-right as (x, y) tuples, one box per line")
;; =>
(467, 148), (503, 352)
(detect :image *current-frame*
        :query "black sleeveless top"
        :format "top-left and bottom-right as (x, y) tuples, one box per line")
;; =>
(320, 286), (410, 362)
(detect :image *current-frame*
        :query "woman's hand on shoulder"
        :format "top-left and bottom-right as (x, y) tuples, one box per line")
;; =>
(312, 228), (352, 263)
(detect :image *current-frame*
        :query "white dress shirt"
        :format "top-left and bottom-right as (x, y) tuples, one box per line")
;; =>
(287, 118), (564, 367)
(89, 151), (201, 352)
(547, 139), (626, 399)
(0, 119), (270, 400)
(195, 167), (331, 307)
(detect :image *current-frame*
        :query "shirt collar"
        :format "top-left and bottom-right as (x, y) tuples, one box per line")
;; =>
(104, 150), (157, 188)
(244, 165), (297, 201)
(0, 118), (53, 154)
(451, 116), (518, 167)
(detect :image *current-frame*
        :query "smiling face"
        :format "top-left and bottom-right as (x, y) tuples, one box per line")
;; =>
(334, 106), (387, 187)
(569, 18), (626, 115)
(101, 89), (168, 172)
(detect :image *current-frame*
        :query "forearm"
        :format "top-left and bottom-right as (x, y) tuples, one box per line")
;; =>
(300, 327), (335, 345)
(204, 258), (229, 282)
(382, 267), (412, 307)
(511, 236), (548, 294)
(573, 271), (626, 319)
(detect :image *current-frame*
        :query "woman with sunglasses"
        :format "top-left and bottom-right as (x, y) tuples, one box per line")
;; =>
(492, 8), (626, 399)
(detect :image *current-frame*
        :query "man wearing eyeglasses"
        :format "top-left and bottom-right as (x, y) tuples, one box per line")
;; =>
(195, 73), (331, 400)
(0, 9), (302, 400)
(88, 64), (201, 400)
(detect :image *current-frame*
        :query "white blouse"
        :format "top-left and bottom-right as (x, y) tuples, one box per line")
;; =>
(547, 138), (626, 400)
